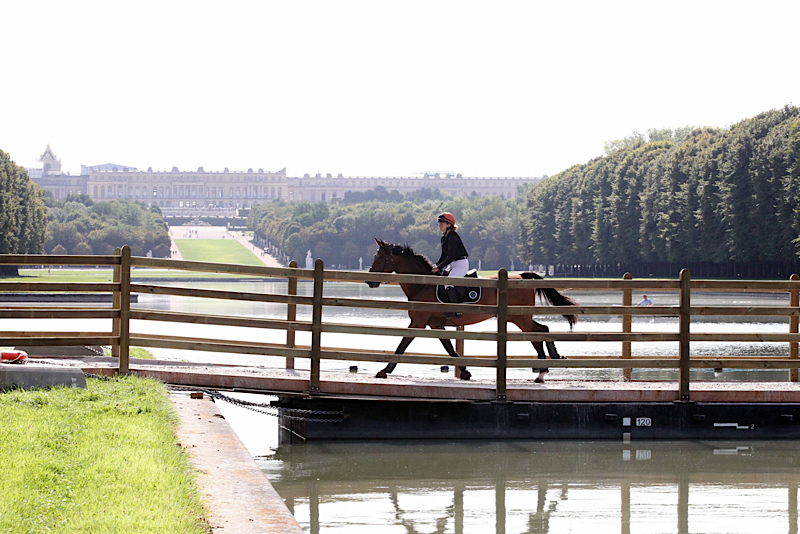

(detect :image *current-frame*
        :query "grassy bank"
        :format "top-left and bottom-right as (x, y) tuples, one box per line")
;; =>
(0, 377), (209, 533)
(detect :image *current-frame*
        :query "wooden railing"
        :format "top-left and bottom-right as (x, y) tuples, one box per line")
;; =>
(1, 246), (799, 402)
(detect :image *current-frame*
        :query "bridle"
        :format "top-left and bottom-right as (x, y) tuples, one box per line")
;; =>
(373, 247), (397, 273)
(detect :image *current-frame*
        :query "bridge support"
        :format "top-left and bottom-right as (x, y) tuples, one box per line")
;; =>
(276, 397), (800, 444)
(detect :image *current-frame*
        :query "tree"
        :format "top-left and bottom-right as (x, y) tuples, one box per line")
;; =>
(521, 107), (800, 268)
(73, 242), (93, 255)
(0, 150), (47, 276)
(44, 198), (170, 258)
(483, 247), (500, 270)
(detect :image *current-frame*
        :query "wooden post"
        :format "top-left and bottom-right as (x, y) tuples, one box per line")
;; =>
(112, 247), (121, 361)
(309, 258), (324, 393)
(286, 260), (298, 370)
(622, 272), (632, 381)
(678, 268), (690, 401)
(118, 245), (131, 375)
(790, 274), (799, 382)
(455, 325), (464, 379)
(496, 269), (508, 402)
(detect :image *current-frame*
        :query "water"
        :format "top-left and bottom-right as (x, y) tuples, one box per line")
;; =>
(258, 439), (800, 534)
(217, 392), (800, 534)
(6, 279), (790, 380)
(4, 278), (799, 532)
(96, 280), (797, 381)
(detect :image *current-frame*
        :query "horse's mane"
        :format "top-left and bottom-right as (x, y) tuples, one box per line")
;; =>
(388, 243), (434, 271)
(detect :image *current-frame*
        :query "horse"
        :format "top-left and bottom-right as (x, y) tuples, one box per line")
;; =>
(367, 239), (577, 383)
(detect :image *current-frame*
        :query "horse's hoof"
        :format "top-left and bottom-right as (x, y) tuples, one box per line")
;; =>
(534, 377), (545, 384)
(459, 370), (472, 381)
(376, 370), (388, 379)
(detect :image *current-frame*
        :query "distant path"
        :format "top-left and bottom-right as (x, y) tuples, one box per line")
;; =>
(228, 231), (282, 268)
(167, 228), (183, 260)
(169, 225), (282, 268)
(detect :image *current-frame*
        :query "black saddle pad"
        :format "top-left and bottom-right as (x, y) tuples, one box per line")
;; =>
(436, 285), (482, 305)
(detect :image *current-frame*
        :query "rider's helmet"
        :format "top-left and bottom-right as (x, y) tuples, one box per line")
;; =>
(437, 212), (456, 226)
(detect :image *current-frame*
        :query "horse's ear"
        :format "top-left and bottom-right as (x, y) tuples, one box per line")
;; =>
(375, 238), (385, 248)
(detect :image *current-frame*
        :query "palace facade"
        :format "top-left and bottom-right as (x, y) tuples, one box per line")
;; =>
(28, 147), (543, 210)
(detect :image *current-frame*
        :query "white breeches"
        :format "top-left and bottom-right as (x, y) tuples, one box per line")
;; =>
(444, 258), (470, 288)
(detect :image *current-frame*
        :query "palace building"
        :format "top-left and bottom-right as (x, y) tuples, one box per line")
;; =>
(28, 146), (543, 209)
(26, 145), (88, 201)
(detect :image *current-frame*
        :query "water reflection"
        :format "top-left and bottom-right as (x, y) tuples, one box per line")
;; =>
(261, 440), (800, 534)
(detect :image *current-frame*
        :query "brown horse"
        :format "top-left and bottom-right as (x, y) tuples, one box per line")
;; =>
(367, 239), (577, 382)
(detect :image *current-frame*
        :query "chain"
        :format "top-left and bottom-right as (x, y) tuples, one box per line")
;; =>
(168, 385), (344, 423)
(84, 372), (112, 381)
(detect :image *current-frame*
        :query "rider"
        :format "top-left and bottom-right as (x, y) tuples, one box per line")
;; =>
(431, 212), (469, 318)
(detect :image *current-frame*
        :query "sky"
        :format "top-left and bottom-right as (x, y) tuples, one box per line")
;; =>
(2, 1), (798, 178)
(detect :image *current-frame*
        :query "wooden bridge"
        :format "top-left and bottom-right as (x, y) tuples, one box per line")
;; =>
(2, 247), (800, 440)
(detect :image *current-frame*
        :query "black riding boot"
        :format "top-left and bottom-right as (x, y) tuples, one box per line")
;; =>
(444, 287), (461, 318)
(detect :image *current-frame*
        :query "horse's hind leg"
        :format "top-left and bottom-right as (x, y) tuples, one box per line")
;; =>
(510, 317), (550, 384)
(546, 341), (563, 359)
(435, 328), (471, 381)
(376, 336), (414, 378)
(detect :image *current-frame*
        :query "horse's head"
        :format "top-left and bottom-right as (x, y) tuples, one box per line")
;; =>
(367, 238), (396, 288)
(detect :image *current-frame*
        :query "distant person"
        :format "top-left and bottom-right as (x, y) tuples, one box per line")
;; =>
(638, 295), (653, 306)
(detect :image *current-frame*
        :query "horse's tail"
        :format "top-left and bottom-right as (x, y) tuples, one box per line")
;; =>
(521, 272), (578, 329)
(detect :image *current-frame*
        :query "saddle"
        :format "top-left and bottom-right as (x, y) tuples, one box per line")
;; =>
(436, 269), (482, 304)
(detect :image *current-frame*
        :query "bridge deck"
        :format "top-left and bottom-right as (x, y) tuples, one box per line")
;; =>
(34, 355), (800, 403)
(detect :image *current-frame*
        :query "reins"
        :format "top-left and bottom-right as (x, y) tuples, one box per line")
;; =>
(388, 249), (439, 302)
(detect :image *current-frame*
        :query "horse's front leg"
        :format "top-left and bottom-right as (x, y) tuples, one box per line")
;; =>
(434, 328), (471, 381)
(376, 336), (414, 378)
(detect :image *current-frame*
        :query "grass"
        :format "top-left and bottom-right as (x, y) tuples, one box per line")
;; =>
(103, 347), (156, 360)
(0, 239), (267, 282)
(0, 376), (209, 533)
(2, 269), (255, 282)
(174, 239), (264, 266)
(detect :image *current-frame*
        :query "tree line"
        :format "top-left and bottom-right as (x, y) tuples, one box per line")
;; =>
(248, 191), (528, 270)
(44, 194), (172, 258)
(520, 106), (800, 267)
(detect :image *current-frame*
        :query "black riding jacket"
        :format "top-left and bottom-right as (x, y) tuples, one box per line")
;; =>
(435, 230), (469, 271)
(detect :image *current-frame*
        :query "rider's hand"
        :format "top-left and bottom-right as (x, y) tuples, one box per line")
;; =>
(431, 266), (439, 274)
